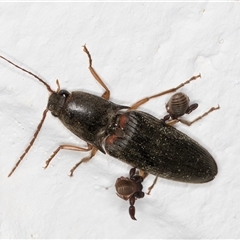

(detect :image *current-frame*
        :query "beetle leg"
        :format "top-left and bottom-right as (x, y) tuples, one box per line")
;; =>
(167, 105), (220, 126)
(138, 169), (149, 179)
(146, 176), (158, 195)
(69, 147), (98, 176)
(180, 105), (220, 126)
(44, 144), (93, 169)
(8, 108), (49, 177)
(164, 119), (180, 126)
(83, 45), (110, 100)
(129, 74), (201, 110)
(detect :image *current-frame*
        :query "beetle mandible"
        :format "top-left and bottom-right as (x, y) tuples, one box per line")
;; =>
(1, 45), (219, 184)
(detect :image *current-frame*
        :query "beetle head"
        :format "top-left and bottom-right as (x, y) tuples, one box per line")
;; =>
(48, 90), (70, 117)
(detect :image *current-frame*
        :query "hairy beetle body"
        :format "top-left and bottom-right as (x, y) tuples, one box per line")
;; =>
(105, 111), (217, 183)
(47, 90), (218, 183)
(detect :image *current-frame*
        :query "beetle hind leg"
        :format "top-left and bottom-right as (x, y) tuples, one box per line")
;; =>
(129, 74), (201, 110)
(179, 105), (220, 126)
(167, 105), (220, 126)
(146, 176), (158, 195)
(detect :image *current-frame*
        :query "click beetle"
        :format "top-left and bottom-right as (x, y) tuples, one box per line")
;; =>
(0, 46), (219, 184)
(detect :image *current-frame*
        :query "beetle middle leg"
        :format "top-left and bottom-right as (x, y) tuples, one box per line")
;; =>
(44, 144), (93, 169)
(69, 147), (98, 176)
(129, 74), (201, 110)
(66, 46), (112, 176)
(146, 176), (158, 195)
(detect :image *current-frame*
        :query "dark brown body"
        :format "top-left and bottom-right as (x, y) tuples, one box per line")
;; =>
(105, 111), (217, 183)
(48, 91), (128, 153)
(0, 48), (218, 182)
(48, 89), (217, 184)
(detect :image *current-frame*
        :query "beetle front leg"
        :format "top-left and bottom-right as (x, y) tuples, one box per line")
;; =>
(69, 147), (98, 176)
(44, 144), (93, 169)
(83, 45), (110, 100)
(129, 74), (201, 110)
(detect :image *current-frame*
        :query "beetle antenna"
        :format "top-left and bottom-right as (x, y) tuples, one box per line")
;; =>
(8, 108), (49, 177)
(0, 55), (54, 93)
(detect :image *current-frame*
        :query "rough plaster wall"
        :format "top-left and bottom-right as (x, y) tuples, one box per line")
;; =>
(0, 2), (239, 239)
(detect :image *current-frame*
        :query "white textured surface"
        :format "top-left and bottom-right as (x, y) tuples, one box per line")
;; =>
(0, 2), (239, 239)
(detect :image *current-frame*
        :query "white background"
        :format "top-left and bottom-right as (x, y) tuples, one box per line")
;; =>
(0, 2), (239, 239)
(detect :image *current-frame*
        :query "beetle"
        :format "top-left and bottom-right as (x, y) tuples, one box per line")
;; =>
(115, 167), (145, 220)
(0, 45), (219, 184)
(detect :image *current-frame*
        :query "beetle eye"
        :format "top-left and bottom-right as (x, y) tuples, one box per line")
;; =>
(58, 90), (69, 98)
(51, 112), (58, 117)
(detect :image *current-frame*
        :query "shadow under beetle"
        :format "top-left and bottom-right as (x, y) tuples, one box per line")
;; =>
(0, 45), (219, 184)
(115, 167), (145, 220)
